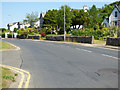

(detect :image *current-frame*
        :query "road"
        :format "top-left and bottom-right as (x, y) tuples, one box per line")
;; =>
(2, 39), (118, 88)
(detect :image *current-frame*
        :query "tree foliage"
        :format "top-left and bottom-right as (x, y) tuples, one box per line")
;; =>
(88, 5), (99, 29)
(24, 12), (39, 28)
(56, 5), (73, 34)
(43, 9), (58, 32)
(71, 9), (89, 29)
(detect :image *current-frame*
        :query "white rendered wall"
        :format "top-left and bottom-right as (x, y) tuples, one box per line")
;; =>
(109, 7), (120, 26)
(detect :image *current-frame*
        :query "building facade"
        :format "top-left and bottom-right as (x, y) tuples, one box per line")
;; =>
(7, 12), (46, 31)
(102, 5), (120, 27)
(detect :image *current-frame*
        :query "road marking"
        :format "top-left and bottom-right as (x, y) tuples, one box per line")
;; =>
(0, 64), (31, 88)
(81, 49), (92, 53)
(75, 48), (92, 53)
(101, 54), (118, 59)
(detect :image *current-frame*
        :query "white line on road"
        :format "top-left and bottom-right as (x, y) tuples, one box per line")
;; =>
(75, 48), (81, 50)
(81, 49), (92, 53)
(101, 54), (118, 59)
(75, 48), (92, 53)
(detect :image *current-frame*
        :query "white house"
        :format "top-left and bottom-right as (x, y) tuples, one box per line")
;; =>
(7, 22), (18, 31)
(83, 5), (88, 12)
(7, 12), (46, 31)
(40, 12), (46, 28)
(102, 5), (120, 27)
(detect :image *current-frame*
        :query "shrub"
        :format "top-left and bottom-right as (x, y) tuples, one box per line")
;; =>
(40, 32), (46, 37)
(39, 28), (48, 33)
(14, 28), (18, 32)
(72, 28), (110, 40)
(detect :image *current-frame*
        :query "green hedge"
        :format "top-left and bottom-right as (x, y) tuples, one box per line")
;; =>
(72, 28), (111, 40)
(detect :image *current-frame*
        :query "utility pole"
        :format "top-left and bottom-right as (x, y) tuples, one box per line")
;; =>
(64, 5), (66, 41)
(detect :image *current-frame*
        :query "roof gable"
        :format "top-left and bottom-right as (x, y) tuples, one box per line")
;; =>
(114, 5), (120, 12)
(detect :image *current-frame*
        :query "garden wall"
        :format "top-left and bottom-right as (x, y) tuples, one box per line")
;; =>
(106, 37), (120, 46)
(46, 36), (94, 44)
(28, 35), (40, 39)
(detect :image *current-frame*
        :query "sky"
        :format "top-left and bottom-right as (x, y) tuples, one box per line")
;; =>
(0, 1), (118, 29)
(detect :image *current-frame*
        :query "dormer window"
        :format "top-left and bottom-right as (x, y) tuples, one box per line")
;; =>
(115, 11), (117, 17)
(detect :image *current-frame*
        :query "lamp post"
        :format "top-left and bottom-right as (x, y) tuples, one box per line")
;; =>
(64, 4), (66, 41)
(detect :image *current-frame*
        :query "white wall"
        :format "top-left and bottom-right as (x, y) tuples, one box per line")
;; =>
(109, 7), (120, 26)
(102, 18), (109, 27)
(10, 23), (18, 31)
(20, 24), (30, 28)
(34, 20), (40, 27)
(83, 6), (88, 12)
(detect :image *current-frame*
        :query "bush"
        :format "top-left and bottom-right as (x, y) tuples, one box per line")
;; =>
(39, 28), (48, 34)
(40, 32), (46, 37)
(72, 28), (111, 40)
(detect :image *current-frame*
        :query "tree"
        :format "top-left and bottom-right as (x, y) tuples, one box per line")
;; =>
(56, 5), (73, 34)
(14, 28), (18, 32)
(24, 12), (39, 28)
(99, 5), (113, 22)
(71, 10), (79, 29)
(88, 5), (99, 29)
(78, 10), (90, 28)
(71, 9), (89, 29)
(43, 9), (58, 33)
(0, 28), (6, 32)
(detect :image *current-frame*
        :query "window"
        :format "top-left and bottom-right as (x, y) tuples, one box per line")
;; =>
(115, 11), (117, 17)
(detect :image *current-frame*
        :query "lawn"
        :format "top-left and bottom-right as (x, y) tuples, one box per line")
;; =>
(93, 40), (106, 44)
(0, 41), (16, 49)
(0, 67), (18, 88)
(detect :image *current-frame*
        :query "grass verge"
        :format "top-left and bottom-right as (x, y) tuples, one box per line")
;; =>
(0, 67), (18, 88)
(0, 41), (16, 49)
(93, 40), (106, 44)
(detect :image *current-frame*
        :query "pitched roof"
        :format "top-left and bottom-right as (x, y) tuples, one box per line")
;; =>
(40, 12), (46, 18)
(114, 5), (120, 12)
(118, 6), (120, 12)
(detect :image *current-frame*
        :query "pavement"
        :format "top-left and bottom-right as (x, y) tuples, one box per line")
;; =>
(0, 41), (30, 88)
(1, 39), (119, 88)
(1, 64), (31, 88)
(37, 39), (119, 50)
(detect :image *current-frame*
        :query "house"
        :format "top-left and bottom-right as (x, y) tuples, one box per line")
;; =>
(83, 5), (88, 12)
(71, 5), (88, 12)
(102, 5), (120, 27)
(7, 22), (18, 31)
(7, 12), (46, 31)
(40, 12), (46, 28)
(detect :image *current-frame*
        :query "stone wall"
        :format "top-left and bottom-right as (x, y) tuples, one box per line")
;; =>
(17, 35), (26, 39)
(106, 37), (120, 46)
(46, 36), (94, 44)
(28, 35), (40, 39)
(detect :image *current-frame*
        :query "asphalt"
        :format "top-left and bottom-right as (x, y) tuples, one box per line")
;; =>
(2, 39), (119, 88)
